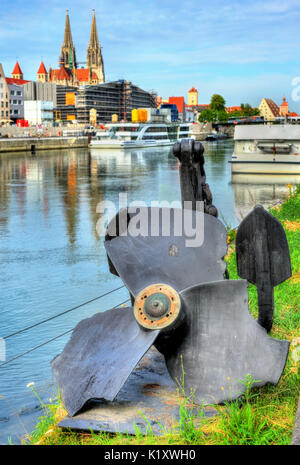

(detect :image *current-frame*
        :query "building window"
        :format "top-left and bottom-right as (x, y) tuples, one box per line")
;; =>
(13, 100), (17, 104)
(17, 91), (21, 96)
(18, 100), (21, 105)
(13, 109), (19, 115)
(11, 90), (15, 96)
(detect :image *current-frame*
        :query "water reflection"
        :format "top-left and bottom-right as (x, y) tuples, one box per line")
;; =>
(231, 173), (300, 223)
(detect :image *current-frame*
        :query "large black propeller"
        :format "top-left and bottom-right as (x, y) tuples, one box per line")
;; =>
(52, 206), (289, 416)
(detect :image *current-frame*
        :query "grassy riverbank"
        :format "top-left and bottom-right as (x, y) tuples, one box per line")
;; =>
(24, 185), (300, 445)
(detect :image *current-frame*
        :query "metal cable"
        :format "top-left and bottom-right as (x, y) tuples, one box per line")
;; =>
(0, 298), (131, 368)
(3, 284), (125, 340)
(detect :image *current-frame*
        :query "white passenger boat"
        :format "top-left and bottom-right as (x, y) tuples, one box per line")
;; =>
(230, 124), (300, 174)
(90, 122), (193, 149)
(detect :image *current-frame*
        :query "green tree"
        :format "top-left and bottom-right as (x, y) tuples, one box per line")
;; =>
(210, 94), (226, 111)
(198, 108), (228, 123)
(216, 110), (228, 122)
(239, 103), (260, 117)
(198, 109), (217, 122)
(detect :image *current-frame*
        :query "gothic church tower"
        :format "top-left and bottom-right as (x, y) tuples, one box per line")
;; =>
(86, 10), (105, 83)
(60, 10), (77, 70)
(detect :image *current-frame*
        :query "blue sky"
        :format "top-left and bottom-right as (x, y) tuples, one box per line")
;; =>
(1, 0), (300, 110)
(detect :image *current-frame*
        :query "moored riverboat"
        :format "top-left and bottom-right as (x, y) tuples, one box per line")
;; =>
(90, 122), (193, 149)
(230, 124), (300, 174)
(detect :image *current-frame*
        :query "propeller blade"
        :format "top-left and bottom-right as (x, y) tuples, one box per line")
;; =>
(51, 307), (160, 416)
(236, 204), (291, 332)
(162, 280), (289, 405)
(105, 207), (227, 298)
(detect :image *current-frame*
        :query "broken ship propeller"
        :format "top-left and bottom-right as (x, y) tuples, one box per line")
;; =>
(51, 206), (289, 417)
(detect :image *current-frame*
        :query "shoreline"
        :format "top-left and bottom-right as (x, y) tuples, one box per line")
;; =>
(0, 136), (89, 154)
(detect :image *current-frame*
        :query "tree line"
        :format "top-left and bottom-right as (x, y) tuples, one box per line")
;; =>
(198, 94), (260, 123)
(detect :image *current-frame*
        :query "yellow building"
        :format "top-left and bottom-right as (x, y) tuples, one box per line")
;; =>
(188, 87), (198, 106)
(259, 98), (280, 121)
(0, 63), (10, 125)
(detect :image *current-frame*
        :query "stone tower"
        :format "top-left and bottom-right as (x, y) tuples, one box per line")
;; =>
(12, 61), (23, 80)
(86, 10), (105, 83)
(37, 62), (48, 82)
(60, 9), (77, 70)
(280, 97), (289, 117)
(188, 87), (198, 106)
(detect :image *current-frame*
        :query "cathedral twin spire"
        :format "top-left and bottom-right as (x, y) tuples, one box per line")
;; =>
(59, 9), (104, 82)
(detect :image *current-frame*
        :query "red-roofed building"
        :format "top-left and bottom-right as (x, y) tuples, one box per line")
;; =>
(37, 62), (48, 83)
(226, 106), (242, 113)
(6, 77), (30, 85)
(48, 65), (99, 86)
(12, 61), (23, 80)
(169, 96), (186, 120)
(280, 97), (289, 117)
(37, 62), (47, 74)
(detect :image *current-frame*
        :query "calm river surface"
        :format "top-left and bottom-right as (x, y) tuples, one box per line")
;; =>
(0, 140), (298, 443)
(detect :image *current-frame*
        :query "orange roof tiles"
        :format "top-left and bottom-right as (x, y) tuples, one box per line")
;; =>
(50, 66), (98, 83)
(6, 77), (30, 85)
(12, 61), (23, 75)
(226, 106), (242, 113)
(37, 62), (47, 74)
(75, 68), (98, 82)
(189, 87), (198, 93)
(50, 66), (71, 81)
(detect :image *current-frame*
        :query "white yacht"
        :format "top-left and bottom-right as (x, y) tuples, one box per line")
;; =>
(90, 122), (193, 149)
(230, 124), (300, 174)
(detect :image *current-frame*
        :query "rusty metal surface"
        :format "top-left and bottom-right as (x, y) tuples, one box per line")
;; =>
(58, 347), (218, 435)
(105, 207), (227, 298)
(51, 307), (160, 416)
(164, 280), (289, 405)
(134, 283), (182, 330)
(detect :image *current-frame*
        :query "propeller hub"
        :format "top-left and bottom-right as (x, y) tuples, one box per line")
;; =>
(134, 283), (182, 331)
(144, 293), (171, 319)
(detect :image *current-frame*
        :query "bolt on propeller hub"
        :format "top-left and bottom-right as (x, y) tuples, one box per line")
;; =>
(134, 283), (182, 330)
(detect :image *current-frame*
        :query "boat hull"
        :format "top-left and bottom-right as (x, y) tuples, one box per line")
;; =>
(90, 139), (175, 149)
(231, 125), (300, 174)
(230, 159), (300, 174)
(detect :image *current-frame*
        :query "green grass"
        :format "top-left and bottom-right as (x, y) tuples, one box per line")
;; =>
(25, 186), (300, 446)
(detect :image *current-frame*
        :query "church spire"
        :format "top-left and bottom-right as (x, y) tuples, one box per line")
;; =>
(86, 9), (105, 83)
(60, 9), (77, 69)
(64, 9), (73, 46)
(89, 9), (99, 45)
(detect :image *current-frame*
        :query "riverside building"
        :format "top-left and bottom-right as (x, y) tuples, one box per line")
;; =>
(76, 80), (156, 124)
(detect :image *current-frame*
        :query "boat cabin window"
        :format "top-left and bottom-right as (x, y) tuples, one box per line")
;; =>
(145, 127), (167, 133)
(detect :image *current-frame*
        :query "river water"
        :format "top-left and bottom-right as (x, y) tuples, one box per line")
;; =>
(0, 140), (298, 444)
